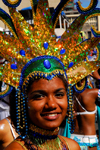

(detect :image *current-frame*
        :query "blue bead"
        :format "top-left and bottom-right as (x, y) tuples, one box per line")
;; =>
(21, 136), (26, 139)
(26, 128), (28, 131)
(60, 48), (66, 54)
(43, 60), (51, 69)
(43, 42), (49, 49)
(20, 49), (25, 56)
(11, 64), (17, 69)
(68, 62), (74, 68)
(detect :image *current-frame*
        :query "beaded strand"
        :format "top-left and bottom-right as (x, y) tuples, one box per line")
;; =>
(67, 84), (75, 134)
(15, 88), (28, 139)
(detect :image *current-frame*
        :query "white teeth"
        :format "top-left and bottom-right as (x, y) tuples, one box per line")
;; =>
(47, 114), (57, 117)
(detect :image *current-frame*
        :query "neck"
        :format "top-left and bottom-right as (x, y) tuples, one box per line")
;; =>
(26, 124), (63, 150)
(29, 124), (59, 139)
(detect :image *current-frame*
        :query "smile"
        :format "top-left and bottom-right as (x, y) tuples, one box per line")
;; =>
(41, 113), (61, 120)
(45, 113), (58, 116)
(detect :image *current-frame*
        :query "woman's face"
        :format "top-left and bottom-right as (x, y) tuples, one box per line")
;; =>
(27, 77), (68, 130)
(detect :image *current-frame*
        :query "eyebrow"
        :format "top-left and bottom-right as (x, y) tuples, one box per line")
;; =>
(29, 88), (66, 95)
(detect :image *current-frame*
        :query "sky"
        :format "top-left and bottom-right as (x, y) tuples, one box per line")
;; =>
(74, 0), (100, 8)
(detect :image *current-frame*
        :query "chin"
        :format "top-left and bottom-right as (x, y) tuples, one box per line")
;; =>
(42, 122), (61, 130)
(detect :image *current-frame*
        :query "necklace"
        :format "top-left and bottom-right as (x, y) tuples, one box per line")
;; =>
(24, 124), (68, 150)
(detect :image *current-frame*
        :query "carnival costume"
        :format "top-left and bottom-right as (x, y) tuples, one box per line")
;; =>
(70, 97), (98, 148)
(71, 134), (98, 148)
(0, 0), (100, 149)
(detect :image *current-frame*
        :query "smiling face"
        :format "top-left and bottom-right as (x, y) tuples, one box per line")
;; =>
(27, 77), (68, 130)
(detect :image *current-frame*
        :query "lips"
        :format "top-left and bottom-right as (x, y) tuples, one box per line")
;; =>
(41, 113), (61, 120)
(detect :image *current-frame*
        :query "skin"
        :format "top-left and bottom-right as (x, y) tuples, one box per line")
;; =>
(27, 77), (68, 130)
(0, 116), (18, 150)
(74, 79), (99, 150)
(5, 77), (80, 150)
(91, 69), (100, 80)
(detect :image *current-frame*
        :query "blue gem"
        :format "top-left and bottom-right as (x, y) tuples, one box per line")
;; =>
(21, 136), (26, 139)
(84, 58), (86, 61)
(60, 48), (66, 54)
(20, 49), (25, 56)
(68, 62), (74, 68)
(43, 60), (51, 69)
(11, 64), (17, 69)
(43, 42), (49, 49)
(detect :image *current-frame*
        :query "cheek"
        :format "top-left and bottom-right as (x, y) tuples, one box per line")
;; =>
(27, 100), (45, 114)
(27, 102), (39, 114)
(58, 96), (68, 111)
(63, 95), (68, 107)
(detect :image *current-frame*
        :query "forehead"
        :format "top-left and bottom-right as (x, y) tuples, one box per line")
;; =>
(28, 77), (66, 93)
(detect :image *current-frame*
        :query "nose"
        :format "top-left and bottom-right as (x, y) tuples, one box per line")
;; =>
(44, 95), (57, 109)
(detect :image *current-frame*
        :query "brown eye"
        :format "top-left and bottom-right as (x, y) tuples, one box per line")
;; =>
(55, 92), (64, 98)
(33, 94), (44, 100)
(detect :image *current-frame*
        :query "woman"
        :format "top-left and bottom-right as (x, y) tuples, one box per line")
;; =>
(71, 77), (99, 150)
(5, 74), (80, 150)
(0, 0), (100, 149)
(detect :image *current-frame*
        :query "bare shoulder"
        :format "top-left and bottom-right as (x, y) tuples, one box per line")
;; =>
(4, 139), (25, 150)
(0, 117), (11, 127)
(0, 117), (7, 126)
(66, 137), (81, 150)
(0, 118), (9, 139)
(59, 135), (81, 150)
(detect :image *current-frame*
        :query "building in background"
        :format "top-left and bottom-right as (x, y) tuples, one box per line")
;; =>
(64, 0), (75, 11)
(64, 9), (98, 38)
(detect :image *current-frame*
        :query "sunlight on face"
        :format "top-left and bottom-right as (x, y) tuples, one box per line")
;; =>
(27, 77), (68, 130)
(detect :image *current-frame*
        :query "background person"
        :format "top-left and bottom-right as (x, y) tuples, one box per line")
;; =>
(71, 77), (99, 150)
(0, 88), (18, 150)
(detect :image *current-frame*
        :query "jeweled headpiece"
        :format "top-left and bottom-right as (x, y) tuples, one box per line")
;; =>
(0, 0), (100, 137)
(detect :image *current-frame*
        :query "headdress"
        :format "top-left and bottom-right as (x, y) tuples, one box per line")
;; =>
(0, 0), (100, 137)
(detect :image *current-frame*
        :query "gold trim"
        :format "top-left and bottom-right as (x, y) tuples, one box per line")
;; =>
(29, 124), (59, 136)
(22, 69), (66, 89)
(75, 79), (86, 91)
(91, 25), (100, 34)
(0, 17), (18, 39)
(14, 140), (28, 150)
(77, 0), (94, 11)
(96, 47), (99, 61)
(54, 0), (72, 29)
(59, 136), (70, 150)
(30, 0), (36, 20)
(7, 0), (19, 5)
(0, 84), (9, 95)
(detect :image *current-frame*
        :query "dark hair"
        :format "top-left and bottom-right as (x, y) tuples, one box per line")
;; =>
(27, 75), (68, 93)
(10, 75), (68, 135)
(9, 87), (17, 130)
